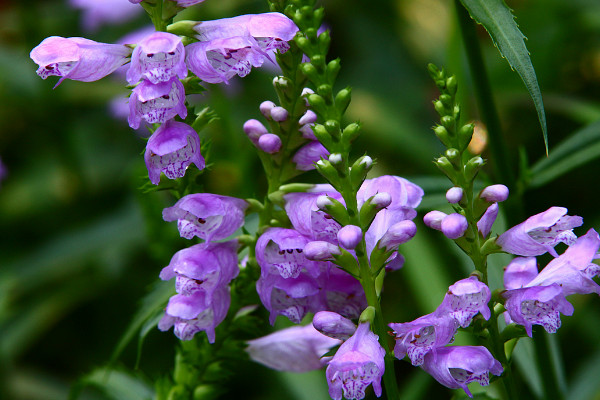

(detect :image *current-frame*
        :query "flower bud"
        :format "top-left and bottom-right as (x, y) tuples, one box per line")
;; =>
(480, 184), (509, 203)
(313, 311), (356, 341)
(304, 241), (341, 261)
(433, 125), (452, 148)
(458, 123), (474, 151)
(328, 153), (342, 164)
(477, 203), (498, 237)
(377, 220), (417, 251)
(260, 101), (276, 118)
(316, 195), (349, 225)
(359, 192), (392, 230)
(350, 155), (373, 188)
(335, 87), (351, 114)
(258, 134), (282, 154)
(341, 122), (361, 142)
(372, 192), (392, 208)
(424, 210), (447, 231)
(299, 110), (317, 125)
(446, 187), (463, 204)
(441, 213), (468, 239)
(435, 156), (456, 180)
(270, 106), (289, 122)
(317, 84), (332, 99)
(441, 115), (455, 130)
(273, 75), (289, 88)
(243, 119), (268, 143)
(326, 58), (340, 81)
(337, 225), (363, 250)
(445, 148), (460, 166)
(465, 156), (485, 181)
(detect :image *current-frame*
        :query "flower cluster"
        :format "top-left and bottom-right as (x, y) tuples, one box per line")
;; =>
(498, 208), (599, 337)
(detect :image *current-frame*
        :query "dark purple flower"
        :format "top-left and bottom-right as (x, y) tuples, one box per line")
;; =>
(389, 312), (458, 366)
(421, 346), (503, 398)
(292, 141), (330, 171)
(163, 193), (248, 241)
(497, 206), (583, 257)
(246, 324), (341, 372)
(193, 12), (298, 54)
(321, 267), (367, 320)
(185, 36), (264, 84)
(127, 32), (187, 85)
(256, 228), (320, 278)
(477, 202), (499, 237)
(526, 228), (600, 296)
(439, 276), (491, 328)
(325, 322), (385, 400)
(144, 120), (205, 184)
(70, 0), (142, 31)
(158, 287), (230, 343)
(128, 77), (187, 129)
(159, 240), (239, 297)
(256, 270), (320, 324)
(502, 284), (574, 337)
(30, 36), (131, 87)
(284, 191), (342, 243)
(313, 311), (357, 341)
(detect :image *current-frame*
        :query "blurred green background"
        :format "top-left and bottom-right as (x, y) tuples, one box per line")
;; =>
(1, 0), (600, 399)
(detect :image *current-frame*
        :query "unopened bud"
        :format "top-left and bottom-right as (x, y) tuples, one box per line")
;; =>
(272, 76), (289, 87)
(258, 134), (281, 154)
(270, 106), (289, 122)
(433, 125), (452, 147)
(424, 210), (447, 231)
(337, 225), (363, 250)
(446, 187), (463, 204)
(260, 101), (276, 118)
(342, 122), (361, 142)
(299, 110), (317, 125)
(477, 203), (498, 237)
(435, 156), (456, 180)
(243, 119), (268, 143)
(372, 192), (392, 208)
(316, 195), (334, 209)
(377, 220), (417, 251)
(480, 184), (509, 203)
(304, 241), (341, 261)
(328, 153), (342, 164)
(458, 123), (475, 151)
(313, 311), (356, 340)
(441, 115), (455, 130)
(441, 213), (468, 239)
(465, 156), (485, 181)
(326, 59), (341, 81)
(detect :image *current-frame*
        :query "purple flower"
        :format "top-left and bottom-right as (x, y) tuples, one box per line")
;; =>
(256, 228), (320, 278)
(376, 220), (417, 251)
(243, 118), (268, 144)
(313, 311), (357, 340)
(128, 77), (187, 129)
(159, 240), (239, 297)
(423, 210), (446, 230)
(446, 187), (463, 204)
(503, 257), (539, 290)
(325, 323), (385, 400)
(441, 213), (468, 239)
(497, 206), (583, 257)
(246, 324), (341, 372)
(284, 191), (342, 243)
(186, 36), (265, 84)
(292, 141), (330, 171)
(158, 287), (230, 343)
(421, 346), (503, 398)
(257, 134), (282, 153)
(256, 270), (320, 324)
(480, 184), (509, 203)
(337, 225), (363, 250)
(0, 157), (7, 188)
(502, 284), (574, 337)
(193, 12), (298, 54)
(389, 312), (458, 366)
(439, 276), (491, 328)
(144, 120), (205, 184)
(127, 32), (187, 85)
(321, 267), (367, 320)
(526, 228), (600, 296)
(163, 193), (248, 241)
(477, 202), (499, 237)
(30, 36), (131, 87)
(69, 0), (142, 31)
(304, 241), (342, 261)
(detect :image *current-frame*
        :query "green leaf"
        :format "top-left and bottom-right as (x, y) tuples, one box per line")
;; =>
(459, 0), (548, 152)
(70, 368), (154, 400)
(529, 119), (600, 187)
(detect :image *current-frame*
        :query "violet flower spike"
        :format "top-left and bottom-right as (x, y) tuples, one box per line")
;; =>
(128, 77), (187, 129)
(325, 323), (386, 400)
(439, 276), (491, 328)
(497, 206), (583, 257)
(127, 32), (187, 85)
(30, 36), (131, 87)
(144, 120), (205, 185)
(163, 193), (248, 242)
(246, 324), (341, 372)
(421, 346), (503, 398)
(389, 312), (458, 366)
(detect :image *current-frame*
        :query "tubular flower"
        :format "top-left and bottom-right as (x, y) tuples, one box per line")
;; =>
(159, 241), (239, 298)
(127, 32), (187, 85)
(292, 141), (330, 171)
(246, 324), (341, 372)
(421, 346), (503, 398)
(144, 120), (205, 184)
(321, 267), (367, 320)
(325, 323), (385, 400)
(30, 36), (131, 87)
(438, 276), (491, 328)
(389, 312), (458, 366)
(162, 193), (248, 241)
(312, 311), (357, 341)
(497, 206), (583, 257)
(502, 284), (574, 337)
(255, 228), (320, 279)
(284, 191), (342, 243)
(128, 77), (187, 129)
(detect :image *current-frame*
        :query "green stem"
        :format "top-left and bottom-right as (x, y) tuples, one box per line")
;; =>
(454, 0), (515, 190)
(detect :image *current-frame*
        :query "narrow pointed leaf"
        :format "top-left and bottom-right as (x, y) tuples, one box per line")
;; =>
(459, 0), (548, 152)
